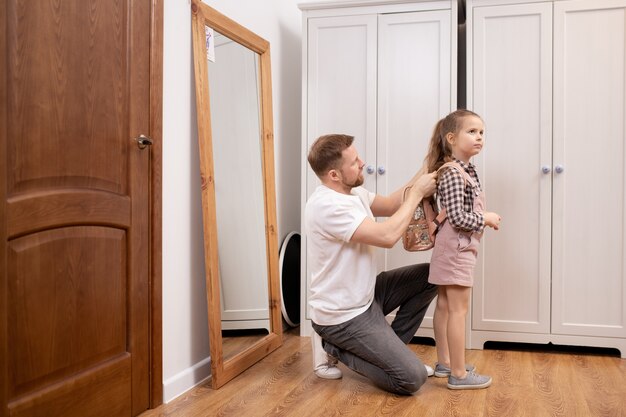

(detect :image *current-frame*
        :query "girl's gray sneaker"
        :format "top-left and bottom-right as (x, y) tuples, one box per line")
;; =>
(447, 370), (492, 390)
(434, 363), (476, 378)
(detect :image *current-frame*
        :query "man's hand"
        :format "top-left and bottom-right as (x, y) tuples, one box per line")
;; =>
(408, 171), (437, 200)
(352, 171), (437, 248)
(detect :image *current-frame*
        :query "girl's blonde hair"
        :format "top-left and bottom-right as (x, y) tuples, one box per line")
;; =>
(424, 109), (482, 172)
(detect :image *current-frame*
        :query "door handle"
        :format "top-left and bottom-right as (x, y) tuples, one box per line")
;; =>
(135, 134), (153, 149)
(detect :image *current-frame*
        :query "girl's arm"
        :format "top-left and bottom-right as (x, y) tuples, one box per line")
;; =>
(438, 168), (484, 232)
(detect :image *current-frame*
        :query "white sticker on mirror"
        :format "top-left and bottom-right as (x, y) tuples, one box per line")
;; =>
(205, 26), (215, 62)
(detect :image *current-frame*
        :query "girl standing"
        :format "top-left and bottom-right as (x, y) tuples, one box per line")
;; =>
(425, 110), (501, 389)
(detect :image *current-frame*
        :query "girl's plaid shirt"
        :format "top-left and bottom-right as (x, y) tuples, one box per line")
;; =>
(437, 158), (485, 232)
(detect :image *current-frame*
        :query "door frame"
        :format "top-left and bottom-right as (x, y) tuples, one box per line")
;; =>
(149, 0), (164, 409)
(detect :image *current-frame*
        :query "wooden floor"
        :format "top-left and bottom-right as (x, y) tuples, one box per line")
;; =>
(141, 328), (626, 417)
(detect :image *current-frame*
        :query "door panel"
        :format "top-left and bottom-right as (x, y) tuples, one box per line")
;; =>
(471, 3), (552, 334)
(377, 10), (452, 271)
(377, 10), (452, 330)
(6, 2), (128, 196)
(304, 14), (377, 322)
(8, 227), (126, 397)
(306, 14), (378, 194)
(552, 0), (626, 337)
(2, 0), (152, 415)
(8, 356), (131, 417)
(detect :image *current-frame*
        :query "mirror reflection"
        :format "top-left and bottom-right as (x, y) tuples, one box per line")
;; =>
(207, 30), (270, 362)
(191, 0), (282, 389)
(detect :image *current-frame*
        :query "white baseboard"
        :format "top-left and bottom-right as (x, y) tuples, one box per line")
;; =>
(162, 356), (212, 403)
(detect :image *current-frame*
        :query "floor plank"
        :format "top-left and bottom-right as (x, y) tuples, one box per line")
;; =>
(141, 329), (626, 417)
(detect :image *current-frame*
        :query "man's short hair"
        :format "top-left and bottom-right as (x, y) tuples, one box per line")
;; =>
(307, 134), (354, 178)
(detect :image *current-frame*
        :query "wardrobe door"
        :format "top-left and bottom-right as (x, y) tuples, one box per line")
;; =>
(552, 0), (626, 338)
(304, 14), (377, 323)
(471, 2), (552, 335)
(377, 9), (452, 272)
(305, 14), (377, 195)
(377, 10), (453, 332)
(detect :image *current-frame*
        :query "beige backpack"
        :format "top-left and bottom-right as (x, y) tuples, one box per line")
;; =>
(402, 162), (474, 251)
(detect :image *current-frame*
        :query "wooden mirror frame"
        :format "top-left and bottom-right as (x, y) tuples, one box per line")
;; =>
(190, 0), (282, 389)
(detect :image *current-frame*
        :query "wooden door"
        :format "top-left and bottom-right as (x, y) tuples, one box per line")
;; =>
(1, 0), (155, 416)
(552, 0), (626, 338)
(469, 2), (553, 337)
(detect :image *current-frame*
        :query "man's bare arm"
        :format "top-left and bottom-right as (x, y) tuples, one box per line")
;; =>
(351, 172), (436, 248)
(370, 166), (428, 217)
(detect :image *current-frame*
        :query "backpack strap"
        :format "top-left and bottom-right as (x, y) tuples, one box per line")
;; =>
(427, 203), (447, 240)
(436, 161), (477, 189)
(427, 162), (476, 238)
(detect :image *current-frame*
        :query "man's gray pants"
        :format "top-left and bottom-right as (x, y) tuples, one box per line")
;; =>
(312, 263), (437, 395)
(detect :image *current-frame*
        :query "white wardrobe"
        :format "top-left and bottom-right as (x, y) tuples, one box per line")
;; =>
(299, 0), (459, 337)
(467, 0), (626, 357)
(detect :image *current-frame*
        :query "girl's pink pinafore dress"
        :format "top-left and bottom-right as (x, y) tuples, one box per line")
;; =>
(428, 168), (485, 287)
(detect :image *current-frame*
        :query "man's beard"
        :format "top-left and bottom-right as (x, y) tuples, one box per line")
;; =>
(342, 174), (364, 189)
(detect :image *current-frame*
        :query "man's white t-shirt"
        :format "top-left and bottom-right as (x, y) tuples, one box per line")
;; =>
(305, 185), (377, 326)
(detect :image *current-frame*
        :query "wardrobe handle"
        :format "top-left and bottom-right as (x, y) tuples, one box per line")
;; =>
(541, 165), (551, 174)
(377, 166), (386, 175)
(366, 165), (375, 175)
(555, 165), (564, 174)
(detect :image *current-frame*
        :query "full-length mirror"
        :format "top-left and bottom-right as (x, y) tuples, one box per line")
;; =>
(191, 0), (282, 389)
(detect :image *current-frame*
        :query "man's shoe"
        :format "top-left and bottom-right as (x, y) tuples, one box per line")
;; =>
(447, 370), (492, 390)
(424, 364), (434, 377)
(434, 363), (476, 378)
(312, 332), (342, 379)
(314, 354), (343, 379)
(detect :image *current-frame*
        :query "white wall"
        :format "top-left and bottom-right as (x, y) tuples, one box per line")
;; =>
(162, 0), (302, 402)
